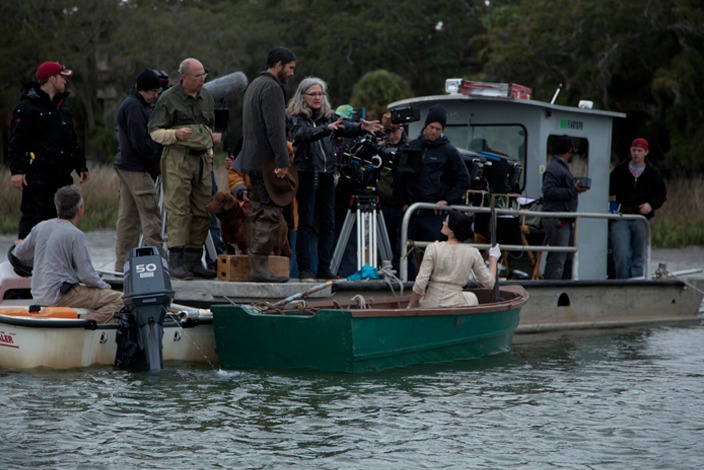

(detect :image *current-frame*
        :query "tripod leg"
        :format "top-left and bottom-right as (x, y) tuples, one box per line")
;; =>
(331, 210), (356, 274)
(376, 210), (393, 264)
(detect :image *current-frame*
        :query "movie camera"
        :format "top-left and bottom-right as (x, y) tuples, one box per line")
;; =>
(458, 148), (523, 195)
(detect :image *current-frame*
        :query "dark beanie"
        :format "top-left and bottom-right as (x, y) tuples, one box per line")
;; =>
(136, 69), (161, 91)
(424, 104), (447, 128)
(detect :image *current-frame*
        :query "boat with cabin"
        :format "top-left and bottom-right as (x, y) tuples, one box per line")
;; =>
(170, 79), (704, 332)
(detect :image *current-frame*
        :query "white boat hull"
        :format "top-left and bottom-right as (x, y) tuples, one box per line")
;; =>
(0, 314), (216, 370)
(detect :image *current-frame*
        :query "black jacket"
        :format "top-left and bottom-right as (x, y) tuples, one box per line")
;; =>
(609, 159), (666, 219)
(8, 84), (86, 177)
(396, 133), (470, 207)
(289, 112), (364, 173)
(114, 90), (160, 173)
(542, 156), (578, 213)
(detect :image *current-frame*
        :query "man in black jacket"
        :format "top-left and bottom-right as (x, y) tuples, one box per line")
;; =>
(114, 69), (165, 272)
(541, 135), (590, 280)
(9, 61), (89, 239)
(609, 137), (666, 279)
(396, 105), (470, 278)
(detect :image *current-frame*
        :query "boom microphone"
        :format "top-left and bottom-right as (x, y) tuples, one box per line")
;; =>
(203, 71), (248, 102)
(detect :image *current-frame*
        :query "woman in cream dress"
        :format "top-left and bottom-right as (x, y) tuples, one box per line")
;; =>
(407, 210), (500, 308)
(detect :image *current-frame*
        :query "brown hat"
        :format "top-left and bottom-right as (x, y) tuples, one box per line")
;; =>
(262, 158), (298, 206)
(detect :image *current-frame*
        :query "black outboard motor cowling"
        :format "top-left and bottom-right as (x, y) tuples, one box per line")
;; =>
(119, 246), (174, 370)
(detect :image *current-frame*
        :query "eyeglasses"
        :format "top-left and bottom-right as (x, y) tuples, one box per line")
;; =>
(304, 92), (325, 97)
(192, 72), (208, 80)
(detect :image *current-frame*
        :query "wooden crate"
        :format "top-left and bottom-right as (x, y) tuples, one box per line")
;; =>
(217, 255), (290, 281)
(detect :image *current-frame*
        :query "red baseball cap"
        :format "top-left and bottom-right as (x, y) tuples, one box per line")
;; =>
(36, 61), (73, 80)
(631, 137), (649, 151)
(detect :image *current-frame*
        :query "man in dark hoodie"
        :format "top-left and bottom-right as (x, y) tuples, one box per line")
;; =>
(113, 69), (165, 272)
(9, 61), (89, 239)
(396, 104), (470, 277)
(609, 137), (666, 279)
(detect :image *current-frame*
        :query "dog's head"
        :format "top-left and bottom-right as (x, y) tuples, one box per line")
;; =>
(206, 191), (239, 215)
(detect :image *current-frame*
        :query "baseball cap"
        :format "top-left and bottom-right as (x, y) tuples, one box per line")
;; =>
(335, 104), (353, 119)
(36, 61), (73, 80)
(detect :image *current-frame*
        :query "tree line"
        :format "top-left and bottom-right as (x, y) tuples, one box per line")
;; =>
(1, 0), (702, 174)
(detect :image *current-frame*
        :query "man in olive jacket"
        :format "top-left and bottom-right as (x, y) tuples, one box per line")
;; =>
(149, 58), (217, 279)
(241, 47), (297, 282)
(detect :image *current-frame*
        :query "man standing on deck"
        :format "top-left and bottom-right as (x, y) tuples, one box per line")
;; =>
(609, 137), (666, 279)
(541, 135), (590, 280)
(114, 69), (165, 273)
(241, 47), (298, 283)
(148, 58), (218, 280)
(8, 61), (89, 239)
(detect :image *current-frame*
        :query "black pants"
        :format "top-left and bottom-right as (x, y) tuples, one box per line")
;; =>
(19, 173), (73, 239)
(296, 171), (335, 275)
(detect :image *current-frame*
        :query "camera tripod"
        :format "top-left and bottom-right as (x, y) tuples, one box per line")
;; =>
(330, 192), (393, 274)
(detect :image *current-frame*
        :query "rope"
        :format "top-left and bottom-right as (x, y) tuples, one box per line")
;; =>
(351, 294), (368, 309)
(655, 265), (704, 296)
(378, 263), (404, 297)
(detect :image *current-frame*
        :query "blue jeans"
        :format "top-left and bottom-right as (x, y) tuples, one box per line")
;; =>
(610, 218), (649, 279)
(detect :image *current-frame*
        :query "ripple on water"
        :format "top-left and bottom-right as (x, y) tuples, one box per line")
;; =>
(1, 326), (703, 468)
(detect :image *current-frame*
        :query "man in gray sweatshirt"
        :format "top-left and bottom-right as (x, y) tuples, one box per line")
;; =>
(13, 185), (124, 323)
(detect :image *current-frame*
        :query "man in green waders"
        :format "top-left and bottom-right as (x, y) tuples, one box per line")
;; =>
(148, 58), (218, 279)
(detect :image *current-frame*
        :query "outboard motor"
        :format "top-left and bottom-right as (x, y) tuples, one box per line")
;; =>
(117, 246), (174, 371)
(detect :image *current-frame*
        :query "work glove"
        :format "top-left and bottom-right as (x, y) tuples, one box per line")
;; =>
(489, 244), (501, 259)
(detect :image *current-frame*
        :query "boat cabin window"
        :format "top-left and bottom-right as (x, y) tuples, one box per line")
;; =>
(546, 135), (590, 178)
(445, 124), (527, 190)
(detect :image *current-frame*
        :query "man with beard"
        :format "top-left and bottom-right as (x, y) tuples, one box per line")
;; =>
(9, 61), (89, 239)
(241, 47), (298, 282)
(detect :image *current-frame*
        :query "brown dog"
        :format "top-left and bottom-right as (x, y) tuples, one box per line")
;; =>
(205, 191), (251, 255)
(206, 191), (291, 257)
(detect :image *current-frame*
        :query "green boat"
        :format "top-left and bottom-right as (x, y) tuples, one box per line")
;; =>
(212, 284), (528, 373)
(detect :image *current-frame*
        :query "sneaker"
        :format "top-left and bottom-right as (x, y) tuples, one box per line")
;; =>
(298, 270), (315, 282)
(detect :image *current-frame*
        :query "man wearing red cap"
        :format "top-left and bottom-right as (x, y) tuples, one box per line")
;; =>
(609, 137), (667, 279)
(8, 61), (89, 239)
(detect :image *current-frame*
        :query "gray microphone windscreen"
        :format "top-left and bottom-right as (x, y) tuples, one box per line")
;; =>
(203, 71), (248, 101)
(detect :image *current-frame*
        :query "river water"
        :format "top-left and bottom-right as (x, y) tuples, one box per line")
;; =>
(1, 325), (703, 469)
(2, 232), (704, 468)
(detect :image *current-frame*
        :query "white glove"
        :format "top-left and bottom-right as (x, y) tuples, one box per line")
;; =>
(489, 244), (501, 259)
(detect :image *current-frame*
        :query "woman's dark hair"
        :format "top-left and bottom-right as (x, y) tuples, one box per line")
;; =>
(447, 210), (474, 242)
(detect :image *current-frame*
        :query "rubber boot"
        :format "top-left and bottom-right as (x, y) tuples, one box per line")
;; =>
(248, 253), (288, 283)
(169, 248), (194, 280)
(185, 248), (217, 279)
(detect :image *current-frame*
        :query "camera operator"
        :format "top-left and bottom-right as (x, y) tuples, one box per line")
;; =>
(375, 112), (408, 274)
(396, 105), (471, 279)
(286, 77), (381, 280)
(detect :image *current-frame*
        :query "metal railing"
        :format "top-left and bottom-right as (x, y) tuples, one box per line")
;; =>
(399, 202), (651, 282)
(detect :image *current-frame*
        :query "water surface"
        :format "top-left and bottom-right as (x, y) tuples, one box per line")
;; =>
(1, 325), (703, 469)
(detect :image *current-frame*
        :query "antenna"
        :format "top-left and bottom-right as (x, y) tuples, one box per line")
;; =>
(550, 83), (563, 104)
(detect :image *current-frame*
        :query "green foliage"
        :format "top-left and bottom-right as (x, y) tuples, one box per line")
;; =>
(350, 70), (413, 119)
(1, 0), (703, 176)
